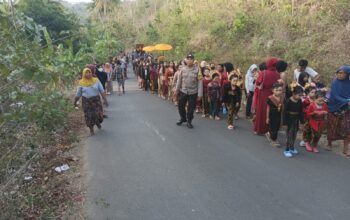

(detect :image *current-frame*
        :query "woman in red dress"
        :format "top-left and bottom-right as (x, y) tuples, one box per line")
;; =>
(254, 58), (281, 135)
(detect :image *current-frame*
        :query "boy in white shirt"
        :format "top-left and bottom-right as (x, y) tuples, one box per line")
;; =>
(294, 59), (319, 82)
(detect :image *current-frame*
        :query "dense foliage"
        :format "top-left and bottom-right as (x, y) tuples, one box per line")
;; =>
(107, 0), (350, 79)
(1, 0), (349, 218)
(17, 0), (79, 40)
(0, 1), (124, 217)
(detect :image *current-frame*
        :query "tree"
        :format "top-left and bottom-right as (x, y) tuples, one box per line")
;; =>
(17, 0), (79, 40)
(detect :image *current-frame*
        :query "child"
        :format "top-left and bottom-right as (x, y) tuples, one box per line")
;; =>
(115, 61), (125, 95)
(300, 85), (316, 147)
(222, 74), (242, 129)
(149, 63), (158, 94)
(305, 91), (328, 153)
(283, 85), (305, 158)
(266, 83), (283, 147)
(313, 76), (326, 91)
(298, 72), (310, 89)
(208, 73), (221, 120)
(202, 67), (212, 118)
(233, 69), (243, 120)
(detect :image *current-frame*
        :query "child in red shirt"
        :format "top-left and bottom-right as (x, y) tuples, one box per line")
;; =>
(300, 86), (316, 149)
(306, 91), (329, 153)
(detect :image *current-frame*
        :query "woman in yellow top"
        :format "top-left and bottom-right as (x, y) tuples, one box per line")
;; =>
(74, 68), (108, 135)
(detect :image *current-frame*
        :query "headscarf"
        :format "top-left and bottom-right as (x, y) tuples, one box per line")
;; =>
(298, 72), (309, 88)
(266, 58), (278, 71)
(246, 64), (258, 91)
(200, 61), (208, 68)
(85, 64), (96, 76)
(104, 63), (112, 73)
(328, 65), (350, 112)
(79, 68), (98, 87)
(247, 64), (258, 77)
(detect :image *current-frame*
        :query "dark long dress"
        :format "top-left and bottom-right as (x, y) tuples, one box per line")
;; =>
(82, 96), (103, 127)
(254, 66), (280, 134)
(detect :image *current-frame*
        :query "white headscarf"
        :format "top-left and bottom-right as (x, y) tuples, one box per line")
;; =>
(247, 64), (258, 77)
(245, 64), (258, 93)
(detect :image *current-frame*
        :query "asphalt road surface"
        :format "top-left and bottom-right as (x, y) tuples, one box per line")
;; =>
(84, 71), (350, 220)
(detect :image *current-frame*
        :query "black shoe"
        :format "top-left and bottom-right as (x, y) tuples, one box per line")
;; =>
(176, 120), (187, 126)
(187, 122), (194, 129)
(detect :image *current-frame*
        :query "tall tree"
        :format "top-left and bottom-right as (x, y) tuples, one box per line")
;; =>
(17, 0), (79, 40)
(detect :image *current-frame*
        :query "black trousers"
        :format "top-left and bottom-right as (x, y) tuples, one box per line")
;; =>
(178, 92), (197, 123)
(246, 91), (254, 116)
(144, 79), (150, 91)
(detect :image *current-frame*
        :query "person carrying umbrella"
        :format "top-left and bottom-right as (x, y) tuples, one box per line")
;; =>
(176, 53), (203, 128)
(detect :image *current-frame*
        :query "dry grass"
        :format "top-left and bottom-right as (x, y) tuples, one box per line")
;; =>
(0, 103), (87, 219)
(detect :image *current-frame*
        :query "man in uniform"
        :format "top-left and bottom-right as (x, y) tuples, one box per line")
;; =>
(176, 53), (203, 128)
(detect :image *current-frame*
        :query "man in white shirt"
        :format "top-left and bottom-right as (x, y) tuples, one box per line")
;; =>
(293, 59), (319, 82)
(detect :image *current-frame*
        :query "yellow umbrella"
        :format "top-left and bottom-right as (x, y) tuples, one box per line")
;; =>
(143, 45), (155, 52)
(154, 43), (173, 51)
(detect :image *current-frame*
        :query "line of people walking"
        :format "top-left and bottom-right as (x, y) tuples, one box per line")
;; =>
(133, 52), (350, 158)
(74, 53), (129, 135)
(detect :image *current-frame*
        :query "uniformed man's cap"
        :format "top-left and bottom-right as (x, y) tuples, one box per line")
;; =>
(186, 53), (195, 59)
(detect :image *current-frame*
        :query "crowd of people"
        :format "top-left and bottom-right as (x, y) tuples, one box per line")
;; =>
(131, 51), (350, 158)
(73, 47), (350, 158)
(74, 53), (129, 135)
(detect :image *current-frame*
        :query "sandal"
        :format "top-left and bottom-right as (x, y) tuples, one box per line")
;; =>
(343, 152), (350, 157)
(271, 141), (281, 148)
(324, 146), (332, 151)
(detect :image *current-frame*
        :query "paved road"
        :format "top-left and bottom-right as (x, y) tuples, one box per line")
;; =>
(84, 71), (350, 220)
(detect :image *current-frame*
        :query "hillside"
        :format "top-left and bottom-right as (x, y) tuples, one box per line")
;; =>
(100, 0), (350, 81)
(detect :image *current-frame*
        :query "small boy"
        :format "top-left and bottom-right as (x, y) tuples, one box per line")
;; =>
(283, 85), (305, 158)
(208, 73), (221, 120)
(266, 83), (283, 147)
(222, 74), (242, 129)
